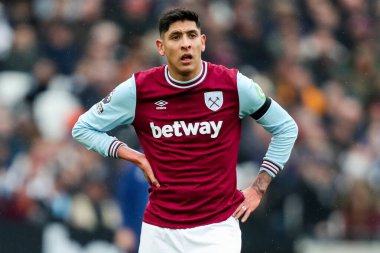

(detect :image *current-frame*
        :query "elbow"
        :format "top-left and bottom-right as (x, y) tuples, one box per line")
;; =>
(281, 117), (299, 141)
(292, 119), (299, 140)
(287, 119), (299, 147)
(71, 120), (82, 141)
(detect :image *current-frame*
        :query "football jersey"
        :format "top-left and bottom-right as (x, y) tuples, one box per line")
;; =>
(72, 61), (298, 228)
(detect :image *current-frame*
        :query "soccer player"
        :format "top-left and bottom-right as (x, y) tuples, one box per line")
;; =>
(72, 8), (298, 253)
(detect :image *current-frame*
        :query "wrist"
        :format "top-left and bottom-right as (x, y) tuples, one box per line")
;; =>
(259, 159), (283, 177)
(251, 171), (272, 198)
(117, 145), (144, 164)
(109, 140), (126, 158)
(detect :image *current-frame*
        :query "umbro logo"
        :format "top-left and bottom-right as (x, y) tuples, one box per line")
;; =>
(155, 100), (168, 110)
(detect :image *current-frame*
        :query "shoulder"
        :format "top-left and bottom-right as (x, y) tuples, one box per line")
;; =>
(134, 65), (165, 82)
(207, 62), (238, 79)
(206, 62), (239, 89)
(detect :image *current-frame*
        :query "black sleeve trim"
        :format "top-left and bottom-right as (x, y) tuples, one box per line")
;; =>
(250, 97), (272, 120)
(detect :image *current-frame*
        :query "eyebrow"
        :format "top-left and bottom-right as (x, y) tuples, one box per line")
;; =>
(168, 29), (199, 37)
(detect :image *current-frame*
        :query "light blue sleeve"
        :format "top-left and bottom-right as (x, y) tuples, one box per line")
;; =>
(237, 72), (267, 119)
(256, 100), (298, 177)
(72, 76), (136, 158)
(237, 72), (298, 177)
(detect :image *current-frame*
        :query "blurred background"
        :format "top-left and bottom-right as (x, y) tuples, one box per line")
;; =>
(0, 0), (380, 252)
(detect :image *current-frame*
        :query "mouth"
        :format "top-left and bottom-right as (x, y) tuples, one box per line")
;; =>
(180, 54), (193, 63)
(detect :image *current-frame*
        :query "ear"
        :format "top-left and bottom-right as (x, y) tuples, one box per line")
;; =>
(156, 39), (165, 56)
(201, 34), (206, 52)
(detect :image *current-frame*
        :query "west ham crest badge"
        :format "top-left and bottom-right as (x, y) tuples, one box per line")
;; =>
(204, 91), (223, 111)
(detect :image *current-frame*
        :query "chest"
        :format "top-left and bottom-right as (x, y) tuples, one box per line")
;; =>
(134, 85), (238, 124)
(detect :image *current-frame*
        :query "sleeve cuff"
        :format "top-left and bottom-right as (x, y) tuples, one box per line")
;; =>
(259, 159), (283, 178)
(108, 139), (127, 158)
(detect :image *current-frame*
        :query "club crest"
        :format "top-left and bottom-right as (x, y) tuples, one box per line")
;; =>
(102, 90), (114, 104)
(204, 91), (223, 111)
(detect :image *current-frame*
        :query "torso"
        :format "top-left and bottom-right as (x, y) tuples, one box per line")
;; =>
(132, 61), (244, 228)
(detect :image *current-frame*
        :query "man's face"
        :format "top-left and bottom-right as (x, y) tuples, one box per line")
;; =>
(156, 20), (206, 81)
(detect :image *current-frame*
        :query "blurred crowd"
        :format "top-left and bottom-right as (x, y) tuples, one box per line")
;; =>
(0, 0), (380, 252)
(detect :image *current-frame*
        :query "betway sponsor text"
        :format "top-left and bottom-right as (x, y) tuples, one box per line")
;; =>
(150, 121), (223, 139)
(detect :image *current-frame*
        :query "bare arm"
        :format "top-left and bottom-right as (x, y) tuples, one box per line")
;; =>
(117, 145), (160, 188)
(233, 171), (272, 222)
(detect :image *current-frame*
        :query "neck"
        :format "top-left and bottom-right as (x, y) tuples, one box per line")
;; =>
(165, 61), (207, 88)
(167, 61), (202, 82)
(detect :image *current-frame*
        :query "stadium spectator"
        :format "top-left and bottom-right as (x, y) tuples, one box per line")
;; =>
(115, 162), (149, 253)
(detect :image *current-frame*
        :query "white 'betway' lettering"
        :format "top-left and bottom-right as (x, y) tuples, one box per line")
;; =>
(150, 121), (223, 139)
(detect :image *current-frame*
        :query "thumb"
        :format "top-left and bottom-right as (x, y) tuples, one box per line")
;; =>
(145, 169), (160, 187)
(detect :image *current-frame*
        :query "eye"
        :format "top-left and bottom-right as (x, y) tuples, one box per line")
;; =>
(189, 33), (197, 39)
(170, 34), (181, 40)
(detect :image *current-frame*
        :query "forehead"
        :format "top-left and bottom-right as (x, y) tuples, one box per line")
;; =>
(166, 20), (200, 34)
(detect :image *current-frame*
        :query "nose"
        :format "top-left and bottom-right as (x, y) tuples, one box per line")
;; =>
(181, 36), (191, 50)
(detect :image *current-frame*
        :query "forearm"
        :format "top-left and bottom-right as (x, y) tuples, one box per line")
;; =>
(256, 100), (298, 177)
(117, 145), (160, 187)
(117, 145), (146, 166)
(72, 117), (122, 157)
(250, 171), (272, 198)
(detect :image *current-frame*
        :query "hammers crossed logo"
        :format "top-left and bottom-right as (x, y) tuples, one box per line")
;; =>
(208, 97), (220, 108)
(204, 91), (223, 111)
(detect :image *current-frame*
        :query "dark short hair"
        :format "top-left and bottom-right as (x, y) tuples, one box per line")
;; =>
(158, 8), (201, 36)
